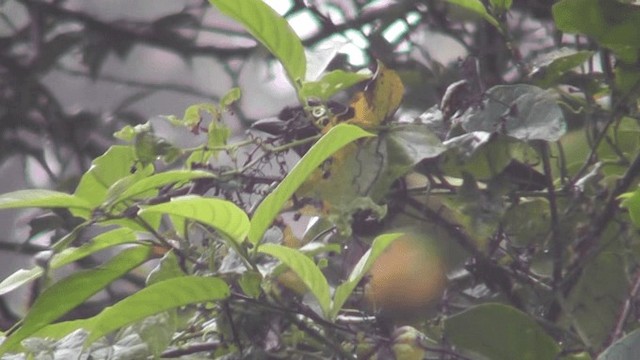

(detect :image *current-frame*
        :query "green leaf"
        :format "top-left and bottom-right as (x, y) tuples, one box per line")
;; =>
(85, 276), (229, 344)
(0, 227), (137, 296)
(444, 303), (561, 360)
(73, 145), (153, 218)
(209, 0), (306, 86)
(503, 199), (550, 247)
(104, 168), (155, 207)
(445, 0), (500, 29)
(259, 244), (331, 317)
(0, 246), (151, 354)
(552, 0), (640, 62)
(114, 122), (152, 142)
(169, 103), (217, 128)
(597, 329), (640, 360)
(371, 124), (445, 197)
(248, 123), (374, 245)
(562, 252), (629, 348)
(489, 0), (512, 13)
(146, 251), (185, 286)
(208, 116), (231, 150)
(221, 87), (242, 109)
(0, 189), (92, 212)
(531, 49), (595, 88)
(621, 188), (640, 227)
(134, 132), (179, 166)
(138, 195), (250, 244)
(461, 84), (567, 142)
(126, 312), (176, 358)
(28, 320), (93, 344)
(238, 271), (263, 299)
(300, 70), (371, 101)
(614, 65), (640, 106)
(330, 233), (402, 320)
(439, 132), (514, 180)
(114, 170), (215, 204)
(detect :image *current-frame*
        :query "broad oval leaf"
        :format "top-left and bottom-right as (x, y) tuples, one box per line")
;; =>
(444, 303), (560, 360)
(209, 0), (306, 86)
(138, 195), (250, 243)
(0, 246), (151, 354)
(248, 123), (374, 245)
(530, 49), (595, 88)
(375, 124), (446, 196)
(440, 132), (513, 179)
(0, 189), (92, 211)
(562, 252), (629, 348)
(259, 243), (331, 318)
(598, 329), (640, 360)
(330, 233), (401, 320)
(86, 276), (229, 344)
(552, 0), (640, 62)
(0, 227), (137, 296)
(461, 84), (567, 142)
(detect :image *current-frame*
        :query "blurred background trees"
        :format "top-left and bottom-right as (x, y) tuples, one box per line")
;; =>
(0, 0), (561, 189)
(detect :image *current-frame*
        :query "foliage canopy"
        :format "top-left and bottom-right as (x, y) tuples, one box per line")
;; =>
(1, 0), (640, 359)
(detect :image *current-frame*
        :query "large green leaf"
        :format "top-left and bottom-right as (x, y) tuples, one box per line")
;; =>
(597, 116), (640, 176)
(553, 0), (640, 62)
(145, 251), (185, 286)
(620, 188), (640, 228)
(0, 227), (137, 296)
(445, 0), (500, 29)
(0, 246), (151, 354)
(598, 329), (640, 360)
(113, 170), (215, 204)
(502, 199), (550, 247)
(27, 319), (93, 344)
(73, 145), (153, 218)
(0, 189), (92, 212)
(461, 84), (566, 142)
(300, 70), (371, 101)
(531, 49), (595, 88)
(562, 252), (629, 349)
(259, 243), (331, 317)
(330, 233), (401, 320)
(489, 0), (512, 13)
(138, 195), (250, 243)
(439, 132), (514, 180)
(248, 123), (374, 245)
(209, 0), (306, 86)
(85, 276), (229, 344)
(374, 124), (445, 197)
(444, 303), (560, 360)
(291, 125), (444, 231)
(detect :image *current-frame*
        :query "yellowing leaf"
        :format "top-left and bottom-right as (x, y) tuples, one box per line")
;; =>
(297, 63), (406, 218)
(337, 62), (404, 129)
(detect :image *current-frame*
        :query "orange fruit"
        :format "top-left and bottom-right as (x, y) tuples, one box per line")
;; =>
(364, 233), (447, 318)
